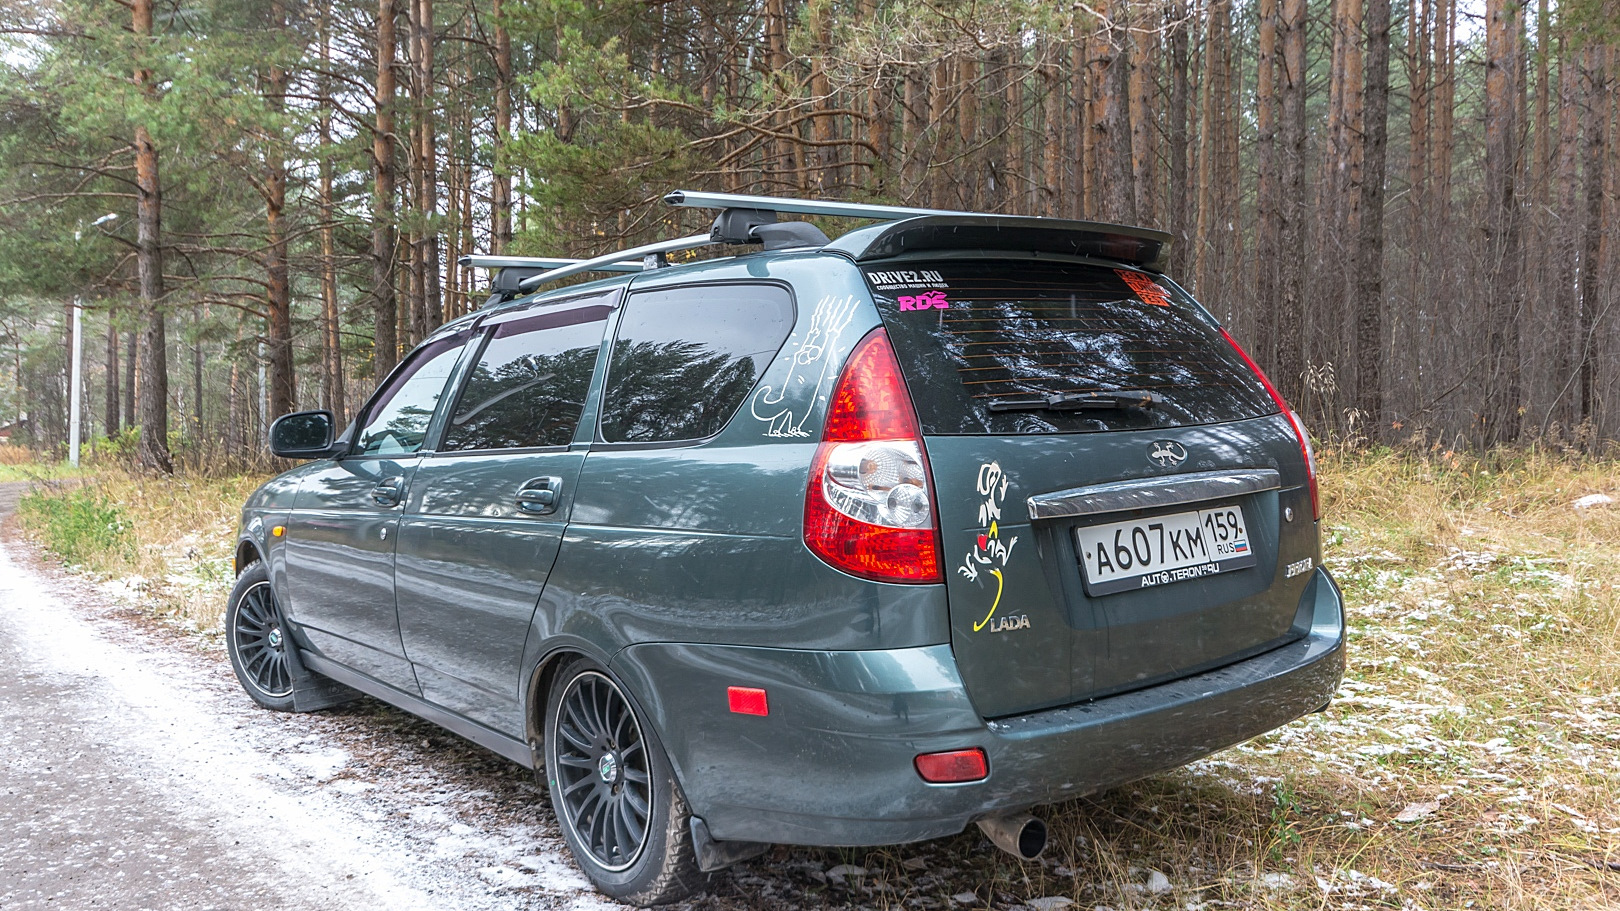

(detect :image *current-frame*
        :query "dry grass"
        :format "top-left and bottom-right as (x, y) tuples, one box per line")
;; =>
(15, 470), (268, 630)
(14, 451), (1620, 909)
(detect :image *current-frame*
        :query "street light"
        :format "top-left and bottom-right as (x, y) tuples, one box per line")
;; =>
(68, 212), (119, 467)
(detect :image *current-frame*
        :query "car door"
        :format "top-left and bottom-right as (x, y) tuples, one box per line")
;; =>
(394, 294), (615, 735)
(284, 330), (471, 693)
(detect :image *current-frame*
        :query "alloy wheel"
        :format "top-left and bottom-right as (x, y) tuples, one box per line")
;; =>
(552, 670), (653, 872)
(232, 580), (293, 699)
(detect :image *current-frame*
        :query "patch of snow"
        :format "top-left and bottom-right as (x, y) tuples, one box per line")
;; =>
(1572, 493), (1613, 509)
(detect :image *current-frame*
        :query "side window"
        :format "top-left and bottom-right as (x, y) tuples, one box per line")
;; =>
(441, 306), (611, 452)
(355, 333), (468, 457)
(599, 284), (795, 443)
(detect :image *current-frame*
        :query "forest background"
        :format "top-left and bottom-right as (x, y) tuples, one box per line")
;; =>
(1, 0), (1617, 473)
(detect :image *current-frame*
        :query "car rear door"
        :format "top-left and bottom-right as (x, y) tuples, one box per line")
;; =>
(867, 259), (1316, 718)
(393, 293), (615, 735)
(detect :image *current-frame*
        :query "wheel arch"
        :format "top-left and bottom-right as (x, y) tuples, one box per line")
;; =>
(234, 538), (264, 576)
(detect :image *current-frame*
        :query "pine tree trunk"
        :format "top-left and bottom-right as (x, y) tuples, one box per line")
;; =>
(373, 0), (399, 376)
(132, 0), (170, 474)
(102, 309), (119, 436)
(1577, 46), (1608, 425)
(318, 9), (344, 422)
(1482, 0), (1524, 445)
(1168, 0), (1190, 274)
(1275, 0), (1308, 403)
(1355, 0), (1392, 435)
(264, 0), (295, 421)
(491, 0), (512, 254)
(1254, 0), (1280, 366)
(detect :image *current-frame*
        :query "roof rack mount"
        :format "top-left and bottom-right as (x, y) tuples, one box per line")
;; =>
(665, 190), (977, 222)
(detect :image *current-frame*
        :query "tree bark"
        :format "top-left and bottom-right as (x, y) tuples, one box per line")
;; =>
(1577, 46), (1608, 425)
(1254, 0), (1280, 367)
(1482, 0), (1524, 445)
(373, 0), (399, 376)
(1355, 0), (1392, 434)
(491, 0), (512, 254)
(1275, 0), (1308, 404)
(263, 0), (295, 421)
(318, 6), (344, 423)
(103, 308), (119, 436)
(132, 0), (170, 474)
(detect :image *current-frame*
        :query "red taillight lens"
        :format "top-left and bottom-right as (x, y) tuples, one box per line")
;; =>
(915, 748), (989, 783)
(1220, 329), (1321, 520)
(804, 329), (942, 583)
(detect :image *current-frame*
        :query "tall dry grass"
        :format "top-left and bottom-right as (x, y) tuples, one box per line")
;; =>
(12, 450), (1620, 908)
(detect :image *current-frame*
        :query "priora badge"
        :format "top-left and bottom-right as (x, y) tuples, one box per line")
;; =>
(1148, 441), (1188, 468)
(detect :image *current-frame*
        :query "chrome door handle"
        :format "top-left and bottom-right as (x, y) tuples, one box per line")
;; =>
(516, 477), (563, 515)
(371, 477), (404, 507)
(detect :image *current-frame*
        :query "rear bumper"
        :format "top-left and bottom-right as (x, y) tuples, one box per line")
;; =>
(612, 567), (1344, 847)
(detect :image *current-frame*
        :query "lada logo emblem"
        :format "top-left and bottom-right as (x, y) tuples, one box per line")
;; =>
(1148, 441), (1188, 468)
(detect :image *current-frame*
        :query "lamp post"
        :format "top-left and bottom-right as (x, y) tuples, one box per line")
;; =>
(68, 212), (119, 467)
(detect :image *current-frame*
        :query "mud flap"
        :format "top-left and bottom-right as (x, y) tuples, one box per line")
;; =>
(282, 622), (360, 712)
(690, 816), (770, 873)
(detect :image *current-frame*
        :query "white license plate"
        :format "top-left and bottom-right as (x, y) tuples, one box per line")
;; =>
(1075, 504), (1257, 596)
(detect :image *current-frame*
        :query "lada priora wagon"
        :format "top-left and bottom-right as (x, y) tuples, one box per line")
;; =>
(228, 190), (1345, 905)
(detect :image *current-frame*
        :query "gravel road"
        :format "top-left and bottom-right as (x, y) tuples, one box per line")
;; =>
(0, 482), (621, 911)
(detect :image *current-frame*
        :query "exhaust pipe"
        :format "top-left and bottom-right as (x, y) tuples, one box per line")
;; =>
(976, 813), (1047, 861)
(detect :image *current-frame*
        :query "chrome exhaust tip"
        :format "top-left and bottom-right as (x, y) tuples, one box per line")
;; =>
(976, 813), (1047, 861)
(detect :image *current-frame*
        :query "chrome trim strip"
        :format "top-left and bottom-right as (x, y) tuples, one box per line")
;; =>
(1026, 469), (1282, 520)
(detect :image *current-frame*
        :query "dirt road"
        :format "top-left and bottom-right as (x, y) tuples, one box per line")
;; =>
(0, 483), (618, 911)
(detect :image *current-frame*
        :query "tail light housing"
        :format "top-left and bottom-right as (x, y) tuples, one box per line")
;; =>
(803, 329), (942, 583)
(1220, 328), (1321, 520)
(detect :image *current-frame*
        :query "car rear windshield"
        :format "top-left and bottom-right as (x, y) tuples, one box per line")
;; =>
(864, 260), (1276, 435)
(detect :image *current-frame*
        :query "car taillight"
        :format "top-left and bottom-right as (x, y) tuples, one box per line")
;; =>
(1220, 328), (1321, 520)
(804, 329), (942, 583)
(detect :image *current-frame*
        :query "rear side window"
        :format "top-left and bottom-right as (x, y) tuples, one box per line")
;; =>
(441, 305), (611, 451)
(599, 284), (795, 443)
(865, 261), (1275, 435)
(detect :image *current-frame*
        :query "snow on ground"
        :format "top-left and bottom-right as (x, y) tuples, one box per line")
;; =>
(0, 532), (622, 911)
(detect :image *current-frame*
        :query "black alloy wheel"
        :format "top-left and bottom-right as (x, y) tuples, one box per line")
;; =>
(544, 658), (705, 904)
(225, 562), (297, 711)
(553, 669), (653, 871)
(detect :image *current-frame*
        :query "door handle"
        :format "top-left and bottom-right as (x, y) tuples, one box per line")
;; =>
(515, 477), (563, 515)
(371, 476), (404, 507)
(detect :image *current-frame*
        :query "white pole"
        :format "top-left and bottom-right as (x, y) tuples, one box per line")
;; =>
(68, 299), (83, 466)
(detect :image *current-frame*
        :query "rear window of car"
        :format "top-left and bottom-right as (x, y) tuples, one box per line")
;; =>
(599, 283), (795, 443)
(864, 260), (1275, 435)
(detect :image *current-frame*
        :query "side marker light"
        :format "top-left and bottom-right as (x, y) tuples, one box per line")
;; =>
(272, 525), (285, 538)
(727, 686), (769, 716)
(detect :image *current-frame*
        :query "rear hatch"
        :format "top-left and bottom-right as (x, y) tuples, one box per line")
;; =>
(865, 259), (1316, 718)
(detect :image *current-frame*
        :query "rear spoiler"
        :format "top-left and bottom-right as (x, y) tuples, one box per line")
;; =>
(823, 215), (1173, 274)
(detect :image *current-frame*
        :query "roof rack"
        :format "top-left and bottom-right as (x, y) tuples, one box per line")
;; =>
(664, 190), (973, 222)
(462, 190), (1173, 303)
(514, 232), (717, 293)
(459, 255), (644, 274)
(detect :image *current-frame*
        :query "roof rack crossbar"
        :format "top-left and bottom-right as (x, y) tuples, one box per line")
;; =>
(665, 190), (977, 222)
(515, 233), (717, 292)
(460, 255), (644, 274)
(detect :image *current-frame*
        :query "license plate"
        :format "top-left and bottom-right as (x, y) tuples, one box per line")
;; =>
(1075, 504), (1257, 596)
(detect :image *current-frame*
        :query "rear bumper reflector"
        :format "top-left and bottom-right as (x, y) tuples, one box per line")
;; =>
(915, 748), (989, 783)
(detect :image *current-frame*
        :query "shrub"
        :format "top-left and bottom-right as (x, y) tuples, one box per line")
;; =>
(17, 487), (133, 566)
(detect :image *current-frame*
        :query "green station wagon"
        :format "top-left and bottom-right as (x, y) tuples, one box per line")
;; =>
(227, 191), (1345, 905)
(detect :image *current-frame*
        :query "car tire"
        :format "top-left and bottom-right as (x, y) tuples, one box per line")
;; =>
(544, 656), (707, 906)
(224, 561), (297, 711)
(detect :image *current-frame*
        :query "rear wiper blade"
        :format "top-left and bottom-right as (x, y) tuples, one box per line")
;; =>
(986, 390), (1165, 413)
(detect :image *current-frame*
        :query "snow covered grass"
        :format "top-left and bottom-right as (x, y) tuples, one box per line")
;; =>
(15, 470), (264, 632)
(13, 450), (1620, 909)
